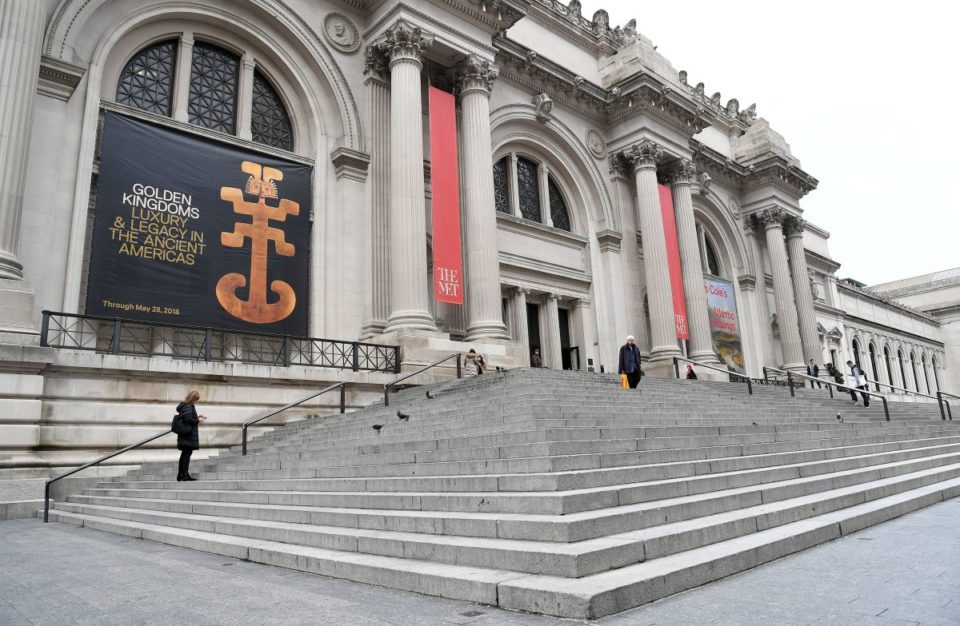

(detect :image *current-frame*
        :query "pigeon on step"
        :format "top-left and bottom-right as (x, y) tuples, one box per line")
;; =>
(426, 391), (434, 399)
(397, 410), (410, 421)
(372, 424), (384, 432)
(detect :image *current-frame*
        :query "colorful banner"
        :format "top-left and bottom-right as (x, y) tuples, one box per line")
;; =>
(658, 184), (688, 339)
(704, 277), (746, 373)
(427, 86), (464, 304)
(85, 111), (312, 334)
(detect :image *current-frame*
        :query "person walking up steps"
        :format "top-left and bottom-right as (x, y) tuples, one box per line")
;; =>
(174, 391), (206, 481)
(618, 335), (644, 389)
(846, 360), (870, 407)
(807, 359), (822, 388)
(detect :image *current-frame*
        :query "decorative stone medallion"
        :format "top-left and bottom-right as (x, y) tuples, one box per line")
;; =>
(586, 129), (606, 159)
(323, 13), (360, 54)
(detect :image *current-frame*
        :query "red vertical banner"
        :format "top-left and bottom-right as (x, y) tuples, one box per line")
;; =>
(658, 184), (689, 339)
(428, 86), (464, 304)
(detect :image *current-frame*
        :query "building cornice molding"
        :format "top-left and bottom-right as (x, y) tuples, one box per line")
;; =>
(838, 281), (940, 325)
(496, 211), (590, 247)
(741, 157), (819, 199)
(841, 314), (944, 349)
(37, 55), (85, 101)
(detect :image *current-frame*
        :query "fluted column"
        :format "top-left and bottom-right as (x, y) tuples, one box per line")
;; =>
(622, 141), (681, 361)
(236, 55), (255, 140)
(745, 218), (774, 364)
(361, 47), (391, 337)
(172, 34), (194, 122)
(669, 160), (718, 364)
(459, 55), (509, 341)
(538, 163), (552, 226)
(0, 0), (44, 280)
(378, 22), (437, 332)
(508, 153), (521, 217)
(510, 287), (530, 364)
(757, 208), (804, 370)
(784, 218), (821, 365)
(543, 294), (563, 369)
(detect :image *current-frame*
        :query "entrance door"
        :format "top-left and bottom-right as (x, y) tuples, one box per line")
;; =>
(526, 303), (541, 362)
(559, 308), (574, 370)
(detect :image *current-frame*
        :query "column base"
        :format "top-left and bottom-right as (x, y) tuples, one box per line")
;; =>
(465, 319), (510, 342)
(384, 309), (438, 334)
(688, 349), (721, 366)
(359, 319), (387, 341)
(0, 278), (38, 345)
(374, 328), (526, 375)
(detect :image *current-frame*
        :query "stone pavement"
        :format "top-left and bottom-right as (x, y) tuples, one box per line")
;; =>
(1, 498), (958, 626)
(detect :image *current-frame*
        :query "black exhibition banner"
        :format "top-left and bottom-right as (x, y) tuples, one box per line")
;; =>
(85, 111), (311, 335)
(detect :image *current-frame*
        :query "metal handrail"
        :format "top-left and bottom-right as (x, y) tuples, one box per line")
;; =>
(767, 366), (891, 422)
(242, 383), (346, 455)
(384, 353), (462, 406)
(761, 366), (806, 389)
(44, 429), (174, 523)
(937, 391), (958, 421)
(866, 377), (944, 403)
(673, 356), (752, 395)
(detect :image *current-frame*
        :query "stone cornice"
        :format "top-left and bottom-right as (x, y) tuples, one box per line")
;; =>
(838, 281), (940, 325)
(842, 314), (944, 348)
(805, 249), (842, 273)
(37, 55), (85, 101)
(689, 139), (746, 190)
(330, 147), (371, 182)
(595, 229), (621, 252)
(742, 157), (819, 199)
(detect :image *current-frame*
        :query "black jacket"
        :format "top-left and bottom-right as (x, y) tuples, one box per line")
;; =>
(176, 402), (200, 450)
(618, 344), (643, 376)
(807, 363), (820, 377)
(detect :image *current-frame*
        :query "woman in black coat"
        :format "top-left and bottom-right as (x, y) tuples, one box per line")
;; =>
(176, 391), (206, 481)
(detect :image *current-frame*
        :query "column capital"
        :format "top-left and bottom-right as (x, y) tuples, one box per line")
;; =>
(621, 140), (663, 172)
(756, 207), (786, 230)
(783, 217), (806, 238)
(376, 21), (434, 67)
(363, 46), (390, 81)
(458, 54), (498, 97)
(667, 159), (697, 185)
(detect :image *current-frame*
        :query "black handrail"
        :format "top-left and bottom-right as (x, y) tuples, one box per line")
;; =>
(937, 391), (958, 421)
(761, 366), (807, 390)
(673, 356), (752, 395)
(767, 366), (891, 422)
(867, 377), (947, 405)
(242, 383), (346, 455)
(44, 429), (173, 523)
(384, 353), (461, 406)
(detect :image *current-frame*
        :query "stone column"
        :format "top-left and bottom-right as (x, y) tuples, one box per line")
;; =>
(669, 160), (718, 364)
(622, 141), (681, 362)
(377, 22), (437, 332)
(360, 47), (391, 337)
(0, 0), (44, 282)
(757, 208), (804, 370)
(458, 55), (509, 341)
(784, 218), (821, 365)
(510, 287), (530, 364)
(538, 163), (552, 226)
(508, 153), (521, 218)
(172, 33), (195, 122)
(543, 293), (563, 369)
(236, 55), (255, 140)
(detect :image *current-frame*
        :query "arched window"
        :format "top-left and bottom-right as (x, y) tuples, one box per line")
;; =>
(898, 349), (907, 388)
(910, 352), (920, 392)
(492, 154), (572, 232)
(493, 156), (509, 213)
(115, 38), (294, 151)
(516, 157), (540, 222)
(695, 223), (722, 277)
(921, 354), (930, 394)
(116, 40), (177, 115)
(251, 70), (293, 150)
(868, 343), (879, 391)
(547, 178), (571, 232)
(883, 347), (893, 386)
(852, 340), (861, 368)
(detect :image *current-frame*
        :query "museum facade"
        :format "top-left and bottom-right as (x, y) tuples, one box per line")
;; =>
(0, 0), (954, 470)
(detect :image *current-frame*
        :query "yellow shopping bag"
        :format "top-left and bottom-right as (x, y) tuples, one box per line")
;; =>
(620, 373), (629, 389)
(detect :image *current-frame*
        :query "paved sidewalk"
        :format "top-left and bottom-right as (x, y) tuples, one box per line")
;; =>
(1, 498), (958, 625)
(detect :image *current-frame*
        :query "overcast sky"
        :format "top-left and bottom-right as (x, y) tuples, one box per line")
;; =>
(579, 0), (958, 285)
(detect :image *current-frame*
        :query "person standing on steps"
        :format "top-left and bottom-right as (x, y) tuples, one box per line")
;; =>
(685, 364), (698, 380)
(463, 349), (485, 377)
(846, 360), (870, 407)
(618, 335), (644, 389)
(530, 347), (544, 368)
(807, 359), (822, 388)
(176, 391), (206, 481)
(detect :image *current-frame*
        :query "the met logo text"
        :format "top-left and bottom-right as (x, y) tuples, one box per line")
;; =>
(436, 267), (461, 299)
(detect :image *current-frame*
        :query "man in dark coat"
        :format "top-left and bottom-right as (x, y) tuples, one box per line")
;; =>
(846, 360), (870, 407)
(618, 335), (644, 389)
(806, 358), (821, 388)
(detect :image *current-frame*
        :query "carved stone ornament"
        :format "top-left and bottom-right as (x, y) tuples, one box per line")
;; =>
(586, 129), (606, 159)
(756, 207), (786, 229)
(323, 13), (361, 54)
(622, 140), (663, 171)
(591, 9), (609, 34)
(363, 46), (389, 78)
(376, 21), (434, 64)
(458, 54), (499, 95)
(783, 217), (806, 238)
(727, 195), (741, 218)
(533, 92), (553, 122)
(668, 159), (697, 185)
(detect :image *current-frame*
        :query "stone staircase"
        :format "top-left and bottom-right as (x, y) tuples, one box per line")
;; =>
(45, 369), (960, 619)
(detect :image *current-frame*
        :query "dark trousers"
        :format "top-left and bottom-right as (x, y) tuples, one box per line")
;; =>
(178, 448), (193, 478)
(849, 386), (870, 406)
(809, 379), (822, 388)
(626, 371), (641, 389)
